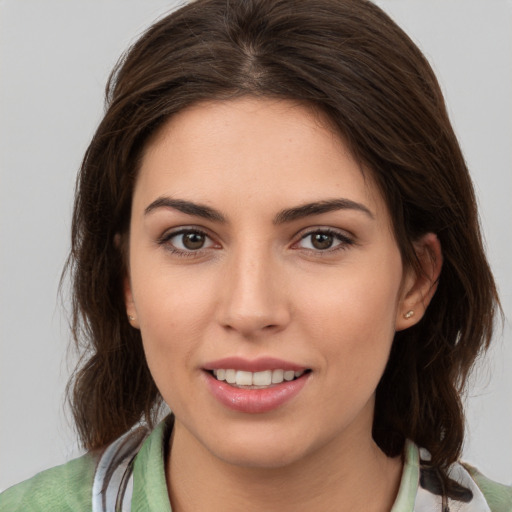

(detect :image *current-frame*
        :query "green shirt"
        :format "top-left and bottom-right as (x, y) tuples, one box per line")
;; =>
(1, 417), (511, 511)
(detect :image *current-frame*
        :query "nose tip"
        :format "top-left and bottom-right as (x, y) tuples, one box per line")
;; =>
(221, 308), (287, 337)
(217, 258), (291, 338)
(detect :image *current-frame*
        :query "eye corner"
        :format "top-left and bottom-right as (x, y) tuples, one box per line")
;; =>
(293, 227), (355, 253)
(157, 226), (221, 257)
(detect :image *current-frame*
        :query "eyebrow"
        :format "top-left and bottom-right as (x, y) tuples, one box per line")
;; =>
(144, 197), (374, 223)
(144, 197), (227, 223)
(273, 198), (374, 224)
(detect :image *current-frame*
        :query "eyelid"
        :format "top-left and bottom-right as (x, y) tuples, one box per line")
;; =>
(158, 226), (208, 242)
(157, 226), (221, 255)
(292, 226), (355, 252)
(156, 225), (354, 255)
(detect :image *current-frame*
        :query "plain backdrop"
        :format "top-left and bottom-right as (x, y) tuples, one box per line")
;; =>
(1, 0), (511, 492)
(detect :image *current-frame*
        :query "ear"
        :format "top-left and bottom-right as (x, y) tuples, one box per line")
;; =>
(395, 233), (442, 331)
(124, 275), (140, 329)
(115, 233), (140, 330)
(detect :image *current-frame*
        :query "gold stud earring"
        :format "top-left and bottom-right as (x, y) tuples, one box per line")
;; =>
(403, 310), (414, 319)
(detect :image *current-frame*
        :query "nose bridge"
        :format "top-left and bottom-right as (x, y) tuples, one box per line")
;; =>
(218, 239), (289, 336)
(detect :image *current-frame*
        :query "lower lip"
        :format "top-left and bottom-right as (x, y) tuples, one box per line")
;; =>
(204, 371), (310, 413)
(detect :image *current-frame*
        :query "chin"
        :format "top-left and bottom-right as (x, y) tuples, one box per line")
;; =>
(200, 421), (323, 470)
(214, 440), (310, 470)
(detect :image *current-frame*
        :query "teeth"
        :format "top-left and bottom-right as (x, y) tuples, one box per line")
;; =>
(253, 370), (272, 386)
(212, 368), (305, 386)
(225, 369), (236, 384)
(236, 371), (253, 386)
(271, 369), (284, 384)
(284, 370), (295, 381)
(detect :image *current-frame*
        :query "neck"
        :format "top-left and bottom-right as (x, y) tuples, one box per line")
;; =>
(166, 419), (402, 512)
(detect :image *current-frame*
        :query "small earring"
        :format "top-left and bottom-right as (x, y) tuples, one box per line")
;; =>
(128, 314), (135, 321)
(403, 310), (414, 319)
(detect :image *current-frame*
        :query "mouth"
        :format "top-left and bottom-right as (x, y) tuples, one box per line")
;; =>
(208, 368), (311, 389)
(202, 357), (312, 412)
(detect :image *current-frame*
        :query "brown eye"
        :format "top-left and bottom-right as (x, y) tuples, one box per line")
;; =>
(163, 229), (215, 253)
(182, 232), (206, 250)
(296, 229), (353, 252)
(310, 233), (334, 250)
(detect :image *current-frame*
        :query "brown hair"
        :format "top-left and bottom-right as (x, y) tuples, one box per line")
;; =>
(67, 0), (499, 480)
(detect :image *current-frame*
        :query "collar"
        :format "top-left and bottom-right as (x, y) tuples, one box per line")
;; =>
(128, 417), (489, 512)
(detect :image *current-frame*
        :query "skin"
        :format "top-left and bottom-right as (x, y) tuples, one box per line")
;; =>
(124, 97), (442, 511)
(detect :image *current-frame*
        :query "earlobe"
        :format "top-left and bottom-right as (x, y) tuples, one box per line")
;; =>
(124, 275), (140, 329)
(395, 233), (442, 331)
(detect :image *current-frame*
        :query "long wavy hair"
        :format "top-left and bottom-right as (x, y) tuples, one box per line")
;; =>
(66, 0), (499, 485)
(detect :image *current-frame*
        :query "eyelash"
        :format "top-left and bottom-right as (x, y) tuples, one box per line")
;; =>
(157, 228), (215, 258)
(157, 227), (354, 257)
(294, 228), (354, 254)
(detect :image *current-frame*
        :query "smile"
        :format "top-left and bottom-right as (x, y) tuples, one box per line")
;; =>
(212, 369), (306, 388)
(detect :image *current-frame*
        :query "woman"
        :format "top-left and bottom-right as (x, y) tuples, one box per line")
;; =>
(1, 0), (510, 510)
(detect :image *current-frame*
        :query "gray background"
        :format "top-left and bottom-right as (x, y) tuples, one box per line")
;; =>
(1, 0), (511, 491)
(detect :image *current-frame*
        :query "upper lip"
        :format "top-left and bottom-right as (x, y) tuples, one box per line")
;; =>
(203, 356), (307, 373)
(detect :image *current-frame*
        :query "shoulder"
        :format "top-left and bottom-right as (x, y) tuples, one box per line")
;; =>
(462, 463), (512, 512)
(404, 441), (512, 512)
(0, 417), (172, 512)
(0, 451), (98, 512)
(426, 460), (512, 512)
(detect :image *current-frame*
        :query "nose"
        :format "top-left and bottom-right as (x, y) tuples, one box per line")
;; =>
(217, 247), (291, 338)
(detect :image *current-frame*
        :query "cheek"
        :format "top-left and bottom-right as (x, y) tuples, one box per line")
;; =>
(297, 258), (402, 375)
(131, 264), (218, 381)
(134, 278), (216, 416)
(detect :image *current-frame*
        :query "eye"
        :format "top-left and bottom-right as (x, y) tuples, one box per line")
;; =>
(296, 229), (353, 251)
(159, 228), (217, 254)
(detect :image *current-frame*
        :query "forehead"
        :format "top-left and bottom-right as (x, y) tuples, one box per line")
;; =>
(135, 97), (387, 222)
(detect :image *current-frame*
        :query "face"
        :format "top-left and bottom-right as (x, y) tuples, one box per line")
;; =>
(125, 97), (416, 469)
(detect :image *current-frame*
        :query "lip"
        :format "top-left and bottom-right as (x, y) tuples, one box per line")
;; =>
(203, 356), (307, 373)
(203, 367), (311, 414)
